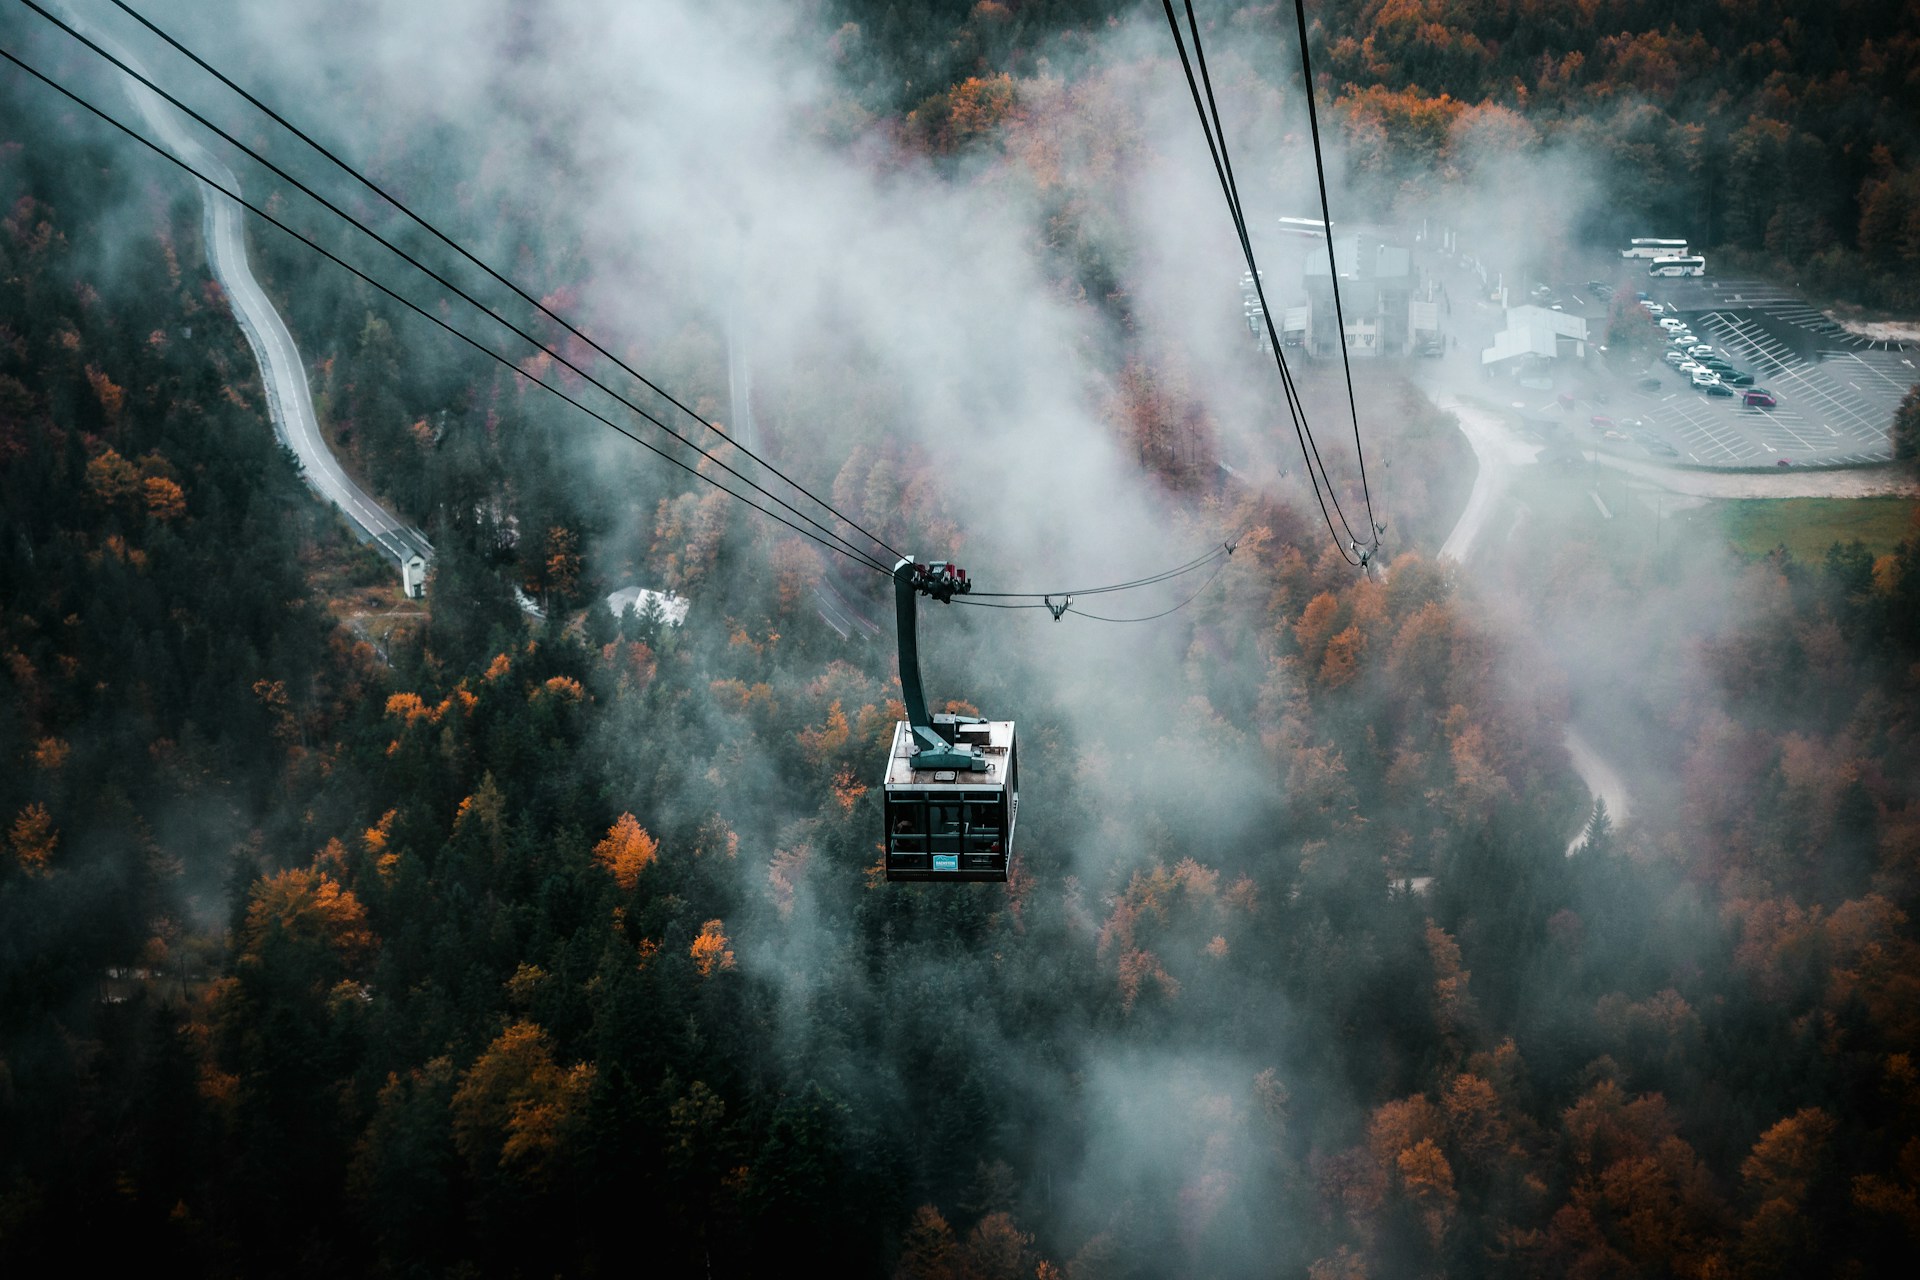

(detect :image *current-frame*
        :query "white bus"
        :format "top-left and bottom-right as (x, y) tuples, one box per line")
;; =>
(1277, 215), (1331, 240)
(1621, 237), (1688, 259)
(1648, 255), (1706, 277)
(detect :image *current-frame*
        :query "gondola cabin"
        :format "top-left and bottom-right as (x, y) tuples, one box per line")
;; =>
(882, 717), (1017, 882)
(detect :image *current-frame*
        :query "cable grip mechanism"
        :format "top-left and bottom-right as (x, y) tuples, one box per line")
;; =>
(1044, 595), (1072, 621)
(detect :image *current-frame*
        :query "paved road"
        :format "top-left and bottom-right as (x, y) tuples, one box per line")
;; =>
(1435, 393), (1543, 566)
(104, 26), (432, 572)
(1429, 391), (1637, 851)
(1563, 728), (1631, 856)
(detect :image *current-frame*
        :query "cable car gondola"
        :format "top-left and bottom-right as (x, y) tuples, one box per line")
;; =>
(882, 558), (1017, 882)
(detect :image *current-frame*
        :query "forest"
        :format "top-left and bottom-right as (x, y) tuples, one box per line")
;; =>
(3, 1), (1920, 1276)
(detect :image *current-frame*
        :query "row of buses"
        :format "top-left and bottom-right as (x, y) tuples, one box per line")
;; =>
(1622, 237), (1706, 276)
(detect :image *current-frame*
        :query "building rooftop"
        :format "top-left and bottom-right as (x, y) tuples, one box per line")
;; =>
(1305, 235), (1412, 282)
(1481, 305), (1589, 364)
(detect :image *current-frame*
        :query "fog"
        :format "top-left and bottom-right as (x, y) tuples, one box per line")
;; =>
(6, 0), (1894, 1272)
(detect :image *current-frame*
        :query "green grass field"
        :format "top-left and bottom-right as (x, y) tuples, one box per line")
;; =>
(1717, 496), (1918, 561)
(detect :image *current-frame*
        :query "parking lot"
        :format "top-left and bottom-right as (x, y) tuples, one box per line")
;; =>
(1586, 275), (1912, 468)
(1417, 244), (1915, 469)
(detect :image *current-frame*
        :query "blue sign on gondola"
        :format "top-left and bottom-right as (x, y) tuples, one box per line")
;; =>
(932, 854), (959, 873)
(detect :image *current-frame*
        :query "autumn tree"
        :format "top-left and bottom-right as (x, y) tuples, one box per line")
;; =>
(1894, 385), (1920, 470)
(451, 1021), (595, 1187)
(238, 866), (374, 974)
(690, 919), (735, 976)
(8, 803), (57, 874)
(84, 446), (141, 509)
(894, 1204), (959, 1279)
(592, 812), (659, 889)
(144, 474), (186, 520)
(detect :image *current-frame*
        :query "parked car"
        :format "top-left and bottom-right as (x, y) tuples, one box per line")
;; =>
(1604, 430), (1629, 441)
(1688, 343), (1715, 357)
(1658, 317), (1686, 330)
(1743, 389), (1778, 408)
(1588, 279), (1611, 296)
(1664, 350), (1688, 366)
(1722, 370), (1756, 386)
(1690, 369), (1721, 387)
(1680, 360), (1708, 376)
(1702, 382), (1735, 397)
(1668, 331), (1696, 346)
(1590, 414), (1615, 430)
(1777, 458), (1793, 466)
(1644, 301), (1667, 315)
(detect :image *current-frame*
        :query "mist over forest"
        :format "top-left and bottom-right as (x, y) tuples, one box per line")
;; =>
(4, 0), (1920, 1275)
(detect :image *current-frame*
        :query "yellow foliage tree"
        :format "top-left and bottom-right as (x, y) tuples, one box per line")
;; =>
(593, 813), (659, 890)
(451, 1021), (595, 1184)
(240, 867), (374, 966)
(144, 475), (186, 521)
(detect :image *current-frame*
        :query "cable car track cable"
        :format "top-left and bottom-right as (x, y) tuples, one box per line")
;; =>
(95, 0), (911, 571)
(0, 43), (898, 580)
(1158, 0), (1370, 565)
(967, 536), (1236, 600)
(11, 14), (1264, 610)
(1290, 0), (1380, 543)
(1176, 0), (1369, 553)
(16, 0), (900, 578)
(22, 0), (906, 575)
(1064, 556), (1229, 623)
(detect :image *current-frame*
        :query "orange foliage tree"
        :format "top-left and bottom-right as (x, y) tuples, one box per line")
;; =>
(690, 919), (735, 976)
(451, 1021), (596, 1185)
(144, 475), (186, 520)
(84, 446), (141, 509)
(239, 867), (375, 970)
(593, 813), (659, 890)
(8, 802), (58, 874)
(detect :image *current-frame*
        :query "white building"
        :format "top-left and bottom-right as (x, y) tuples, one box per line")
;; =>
(1481, 305), (1588, 373)
(402, 553), (428, 599)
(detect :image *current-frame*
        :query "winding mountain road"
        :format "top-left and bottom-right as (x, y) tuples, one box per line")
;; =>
(1434, 393), (1544, 566)
(1430, 391), (1634, 853)
(105, 23), (433, 574)
(1562, 728), (1632, 855)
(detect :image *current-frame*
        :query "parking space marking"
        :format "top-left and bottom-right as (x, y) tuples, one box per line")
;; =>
(1692, 314), (1895, 460)
(1831, 351), (1919, 398)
